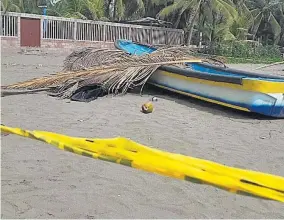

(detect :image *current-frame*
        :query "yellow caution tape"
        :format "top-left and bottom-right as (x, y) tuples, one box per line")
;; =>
(1, 124), (284, 202)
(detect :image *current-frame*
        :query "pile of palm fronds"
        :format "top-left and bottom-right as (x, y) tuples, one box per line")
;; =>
(2, 46), (225, 100)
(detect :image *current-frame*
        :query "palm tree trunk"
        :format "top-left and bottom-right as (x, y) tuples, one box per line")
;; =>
(185, 0), (202, 46)
(113, 0), (117, 20)
(106, 0), (112, 18)
(108, 0), (116, 20)
(174, 11), (183, 28)
(185, 13), (196, 45)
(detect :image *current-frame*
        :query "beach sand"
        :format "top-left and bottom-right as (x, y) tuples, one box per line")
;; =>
(1, 48), (284, 218)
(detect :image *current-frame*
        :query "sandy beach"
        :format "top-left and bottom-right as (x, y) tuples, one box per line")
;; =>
(1, 48), (284, 218)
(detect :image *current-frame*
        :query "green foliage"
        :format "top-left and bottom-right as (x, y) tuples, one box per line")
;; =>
(247, 0), (283, 45)
(201, 41), (283, 64)
(226, 57), (283, 64)
(2, 0), (284, 47)
(1, 0), (41, 14)
(154, 0), (238, 45)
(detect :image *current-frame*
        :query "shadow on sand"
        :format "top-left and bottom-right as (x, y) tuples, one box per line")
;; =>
(130, 84), (278, 121)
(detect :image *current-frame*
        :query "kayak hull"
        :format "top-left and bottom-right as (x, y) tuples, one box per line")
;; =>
(148, 67), (284, 118)
(114, 39), (284, 118)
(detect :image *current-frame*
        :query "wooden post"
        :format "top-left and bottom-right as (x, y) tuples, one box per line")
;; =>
(103, 24), (106, 41)
(199, 32), (202, 48)
(0, 14), (3, 36)
(150, 27), (153, 45)
(40, 16), (44, 39)
(128, 26), (132, 40)
(74, 21), (77, 40)
(17, 14), (21, 46)
(165, 30), (168, 45)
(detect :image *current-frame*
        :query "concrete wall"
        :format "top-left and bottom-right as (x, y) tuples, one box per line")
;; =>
(41, 39), (115, 49)
(1, 37), (20, 48)
(1, 37), (115, 51)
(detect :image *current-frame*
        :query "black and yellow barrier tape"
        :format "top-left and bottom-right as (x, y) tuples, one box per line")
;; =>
(1, 124), (284, 202)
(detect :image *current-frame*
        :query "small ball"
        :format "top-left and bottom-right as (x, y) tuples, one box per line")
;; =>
(151, 96), (158, 102)
(141, 101), (154, 114)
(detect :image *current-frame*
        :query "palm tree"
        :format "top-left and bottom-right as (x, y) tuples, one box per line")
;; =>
(229, 0), (254, 40)
(1, 0), (21, 13)
(248, 0), (282, 45)
(106, 0), (146, 21)
(1, 0), (40, 13)
(47, 0), (106, 20)
(143, 0), (162, 17)
(275, 0), (284, 45)
(197, 0), (247, 43)
(197, 10), (235, 42)
(152, 0), (238, 45)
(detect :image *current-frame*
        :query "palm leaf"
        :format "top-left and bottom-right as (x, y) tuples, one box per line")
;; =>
(115, 0), (125, 20)
(251, 11), (263, 37)
(213, 0), (238, 24)
(157, 2), (183, 18)
(158, 0), (198, 19)
(2, 47), (224, 99)
(151, 0), (174, 6)
(238, 1), (254, 28)
(86, 0), (105, 19)
(268, 13), (282, 44)
(124, 0), (145, 18)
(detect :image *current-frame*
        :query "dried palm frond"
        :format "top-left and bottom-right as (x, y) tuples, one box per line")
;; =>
(2, 46), (225, 99)
(63, 46), (203, 71)
(63, 48), (128, 71)
(1, 88), (52, 97)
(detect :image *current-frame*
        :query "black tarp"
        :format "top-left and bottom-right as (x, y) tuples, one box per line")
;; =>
(70, 85), (106, 102)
